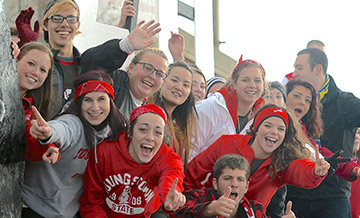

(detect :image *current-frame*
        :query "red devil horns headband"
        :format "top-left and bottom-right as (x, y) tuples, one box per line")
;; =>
(231, 55), (266, 77)
(75, 80), (115, 99)
(253, 107), (289, 132)
(130, 104), (167, 125)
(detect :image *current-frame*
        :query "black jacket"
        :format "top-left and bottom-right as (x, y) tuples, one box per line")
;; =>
(287, 75), (360, 200)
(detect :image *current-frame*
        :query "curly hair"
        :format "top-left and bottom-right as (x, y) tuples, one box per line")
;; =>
(247, 104), (311, 180)
(286, 79), (323, 138)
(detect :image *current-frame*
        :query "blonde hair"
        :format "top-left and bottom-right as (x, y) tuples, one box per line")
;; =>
(42, 0), (81, 36)
(130, 47), (168, 67)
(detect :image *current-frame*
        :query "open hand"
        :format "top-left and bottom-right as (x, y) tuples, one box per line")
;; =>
(128, 20), (161, 50)
(168, 31), (185, 61)
(15, 7), (40, 47)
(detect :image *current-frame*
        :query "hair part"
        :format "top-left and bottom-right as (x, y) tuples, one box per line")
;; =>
(213, 154), (250, 181)
(19, 41), (54, 120)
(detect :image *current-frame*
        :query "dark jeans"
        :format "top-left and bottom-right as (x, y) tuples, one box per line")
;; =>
(289, 197), (351, 218)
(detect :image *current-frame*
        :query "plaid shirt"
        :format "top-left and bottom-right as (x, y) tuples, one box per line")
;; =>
(174, 187), (268, 218)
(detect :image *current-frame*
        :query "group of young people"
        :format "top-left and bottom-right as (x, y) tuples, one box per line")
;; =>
(7, 0), (360, 218)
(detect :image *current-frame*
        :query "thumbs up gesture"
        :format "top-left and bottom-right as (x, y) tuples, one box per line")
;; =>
(164, 178), (186, 211)
(204, 186), (237, 217)
(281, 201), (296, 218)
(29, 106), (52, 141)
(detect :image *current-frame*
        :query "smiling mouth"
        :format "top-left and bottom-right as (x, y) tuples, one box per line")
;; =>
(265, 137), (277, 145)
(294, 108), (303, 114)
(142, 80), (153, 88)
(229, 192), (238, 200)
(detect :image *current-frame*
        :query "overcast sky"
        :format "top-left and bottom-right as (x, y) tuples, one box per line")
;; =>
(219, 0), (360, 97)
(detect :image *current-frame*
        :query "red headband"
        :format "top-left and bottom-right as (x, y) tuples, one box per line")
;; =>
(253, 107), (289, 132)
(130, 104), (167, 125)
(75, 80), (114, 100)
(231, 55), (266, 77)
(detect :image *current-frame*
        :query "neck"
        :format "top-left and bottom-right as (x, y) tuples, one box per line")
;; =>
(316, 74), (327, 91)
(164, 101), (176, 115)
(52, 43), (74, 57)
(251, 139), (270, 159)
(237, 101), (252, 116)
(20, 89), (27, 97)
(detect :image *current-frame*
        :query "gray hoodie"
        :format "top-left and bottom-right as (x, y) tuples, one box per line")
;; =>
(23, 114), (110, 218)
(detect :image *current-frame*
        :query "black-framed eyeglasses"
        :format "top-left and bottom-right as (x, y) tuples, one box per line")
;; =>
(136, 62), (167, 80)
(48, 15), (79, 24)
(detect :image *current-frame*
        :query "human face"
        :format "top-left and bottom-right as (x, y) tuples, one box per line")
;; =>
(234, 66), (264, 105)
(213, 167), (248, 205)
(44, 7), (80, 52)
(128, 113), (165, 164)
(286, 85), (312, 121)
(192, 72), (206, 102)
(265, 88), (285, 107)
(128, 52), (168, 101)
(17, 49), (51, 96)
(81, 92), (111, 126)
(252, 116), (286, 159)
(162, 66), (192, 112)
(293, 54), (317, 88)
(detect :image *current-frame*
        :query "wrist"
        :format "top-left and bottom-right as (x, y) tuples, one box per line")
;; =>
(355, 167), (360, 177)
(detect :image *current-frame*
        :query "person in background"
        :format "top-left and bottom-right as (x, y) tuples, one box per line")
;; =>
(176, 154), (296, 218)
(282, 39), (326, 85)
(23, 70), (128, 217)
(79, 104), (186, 217)
(110, 47), (168, 118)
(284, 79), (360, 218)
(265, 81), (286, 107)
(290, 47), (360, 218)
(190, 63), (206, 102)
(16, 0), (161, 119)
(117, 0), (136, 28)
(189, 55), (266, 162)
(205, 76), (226, 98)
(184, 104), (330, 208)
(148, 61), (197, 168)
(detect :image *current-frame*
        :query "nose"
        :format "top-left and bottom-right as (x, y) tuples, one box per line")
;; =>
(91, 101), (100, 111)
(230, 178), (238, 188)
(145, 131), (154, 142)
(60, 18), (70, 26)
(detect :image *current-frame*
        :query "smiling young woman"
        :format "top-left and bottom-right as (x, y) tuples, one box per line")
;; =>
(79, 104), (186, 217)
(184, 104), (330, 208)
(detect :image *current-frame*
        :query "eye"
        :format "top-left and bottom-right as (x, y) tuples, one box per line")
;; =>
(278, 127), (286, 132)
(27, 61), (35, 67)
(276, 95), (282, 99)
(143, 64), (154, 72)
(40, 67), (47, 73)
(83, 97), (92, 102)
(98, 96), (106, 101)
(139, 128), (147, 133)
(184, 83), (190, 88)
(155, 130), (163, 136)
(264, 123), (271, 128)
(255, 78), (262, 83)
(293, 94), (300, 99)
(200, 85), (206, 90)
(241, 78), (249, 82)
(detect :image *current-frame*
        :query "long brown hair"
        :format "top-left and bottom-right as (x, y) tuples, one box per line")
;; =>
(18, 41), (54, 120)
(148, 61), (197, 170)
(286, 79), (323, 138)
(248, 104), (311, 180)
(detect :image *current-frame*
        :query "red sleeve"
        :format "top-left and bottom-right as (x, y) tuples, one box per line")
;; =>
(319, 146), (359, 181)
(79, 145), (108, 218)
(283, 159), (326, 188)
(25, 118), (60, 162)
(175, 188), (214, 218)
(184, 136), (227, 191)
